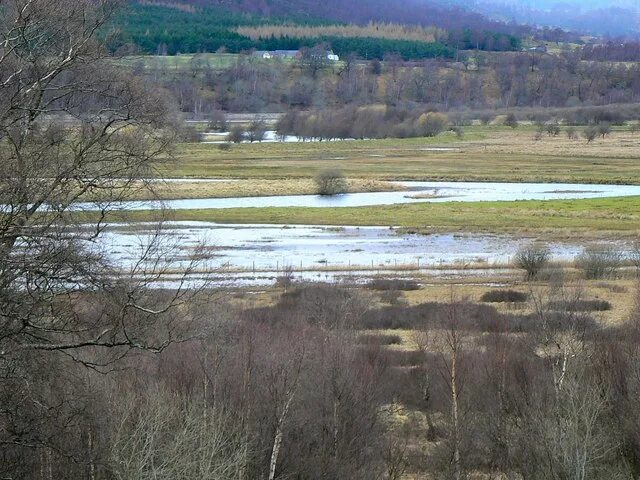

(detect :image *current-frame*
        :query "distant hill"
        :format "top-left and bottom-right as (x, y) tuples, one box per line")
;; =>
(112, 1), (527, 57)
(164, 0), (533, 37)
(459, 0), (639, 37)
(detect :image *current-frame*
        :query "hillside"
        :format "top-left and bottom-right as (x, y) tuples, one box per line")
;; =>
(467, 0), (639, 37)
(111, 2), (523, 57)
(177, 0), (531, 36)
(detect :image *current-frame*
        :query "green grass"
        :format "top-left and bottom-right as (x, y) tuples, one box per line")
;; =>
(116, 196), (640, 238)
(117, 53), (243, 71)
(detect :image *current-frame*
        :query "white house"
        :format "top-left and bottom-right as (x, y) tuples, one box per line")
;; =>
(253, 49), (340, 62)
(253, 50), (273, 59)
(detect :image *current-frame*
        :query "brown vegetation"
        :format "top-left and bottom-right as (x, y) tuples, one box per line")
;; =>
(237, 22), (444, 43)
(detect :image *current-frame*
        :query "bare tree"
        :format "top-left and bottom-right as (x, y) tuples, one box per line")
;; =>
(515, 243), (551, 280)
(109, 387), (245, 480)
(314, 169), (347, 196)
(300, 43), (331, 79)
(0, 0), (196, 473)
(428, 296), (470, 480)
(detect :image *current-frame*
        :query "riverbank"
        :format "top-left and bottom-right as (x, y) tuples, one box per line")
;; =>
(108, 195), (640, 239)
(123, 178), (404, 201)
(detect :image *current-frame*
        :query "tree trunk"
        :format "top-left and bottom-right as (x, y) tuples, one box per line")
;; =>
(268, 391), (295, 480)
(451, 344), (461, 480)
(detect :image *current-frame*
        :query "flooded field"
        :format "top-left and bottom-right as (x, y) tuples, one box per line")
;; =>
(97, 222), (632, 286)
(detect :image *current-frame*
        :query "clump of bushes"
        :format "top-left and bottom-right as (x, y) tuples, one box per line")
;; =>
(414, 112), (448, 137)
(314, 169), (347, 195)
(367, 279), (421, 291)
(547, 299), (612, 312)
(514, 244), (551, 280)
(227, 126), (246, 143)
(504, 113), (519, 128)
(276, 105), (449, 141)
(381, 349), (424, 367)
(356, 334), (403, 346)
(247, 119), (267, 142)
(480, 289), (528, 303)
(207, 110), (227, 132)
(178, 124), (202, 142)
(576, 245), (622, 279)
(379, 290), (407, 305)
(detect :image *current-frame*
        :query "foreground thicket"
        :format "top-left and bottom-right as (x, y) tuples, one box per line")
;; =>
(8, 266), (640, 479)
(0, 0), (191, 475)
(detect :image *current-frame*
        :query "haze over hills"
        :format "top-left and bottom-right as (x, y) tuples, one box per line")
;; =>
(456, 0), (640, 37)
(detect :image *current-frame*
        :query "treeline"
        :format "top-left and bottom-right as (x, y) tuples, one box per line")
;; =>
(448, 104), (640, 127)
(109, 3), (262, 53)
(238, 23), (524, 53)
(449, 28), (521, 51)
(140, 51), (640, 114)
(275, 106), (451, 140)
(582, 42), (640, 62)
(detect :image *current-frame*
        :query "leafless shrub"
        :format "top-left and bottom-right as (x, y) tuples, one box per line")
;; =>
(314, 169), (348, 195)
(357, 334), (403, 345)
(414, 112), (448, 137)
(109, 388), (245, 480)
(547, 299), (612, 312)
(597, 121), (612, 138)
(583, 125), (598, 143)
(275, 265), (295, 291)
(380, 290), (409, 305)
(480, 289), (528, 303)
(227, 125), (246, 143)
(576, 245), (623, 279)
(208, 110), (228, 132)
(504, 113), (519, 128)
(514, 244), (551, 280)
(479, 113), (494, 125)
(247, 119), (267, 142)
(546, 122), (561, 136)
(178, 123), (202, 142)
(249, 283), (372, 330)
(367, 279), (421, 291)
(594, 282), (627, 293)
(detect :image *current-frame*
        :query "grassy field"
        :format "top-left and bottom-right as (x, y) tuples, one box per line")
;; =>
(117, 53), (243, 71)
(126, 178), (402, 200)
(116, 195), (640, 238)
(107, 125), (640, 237)
(164, 126), (640, 184)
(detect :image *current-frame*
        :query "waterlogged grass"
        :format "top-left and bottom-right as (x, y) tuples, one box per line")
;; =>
(117, 196), (640, 237)
(161, 133), (486, 179)
(164, 127), (640, 184)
